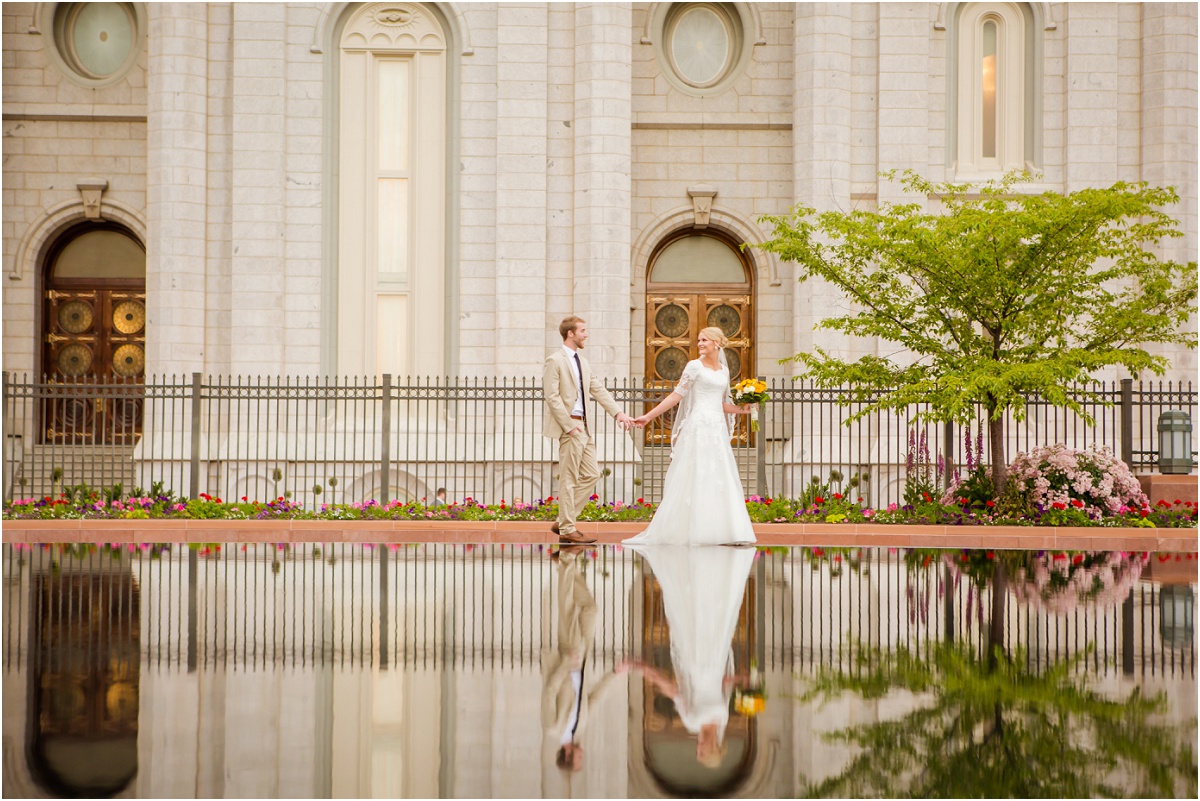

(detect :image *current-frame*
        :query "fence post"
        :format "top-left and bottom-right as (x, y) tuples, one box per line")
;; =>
(2, 371), (9, 504)
(756, 376), (767, 496)
(942, 419), (955, 490)
(380, 373), (392, 505)
(1121, 589), (1135, 676)
(1120, 378), (1134, 467)
(189, 372), (201, 500)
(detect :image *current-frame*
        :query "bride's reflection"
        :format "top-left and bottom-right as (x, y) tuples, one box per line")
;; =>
(624, 544), (758, 790)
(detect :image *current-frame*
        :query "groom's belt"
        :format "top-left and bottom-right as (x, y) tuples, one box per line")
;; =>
(569, 414), (585, 421)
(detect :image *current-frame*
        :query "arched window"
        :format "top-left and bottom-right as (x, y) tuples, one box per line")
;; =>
(337, 3), (447, 377)
(952, 3), (1037, 176)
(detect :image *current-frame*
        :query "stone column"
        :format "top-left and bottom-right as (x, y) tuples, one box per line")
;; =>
(495, 3), (550, 376)
(1141, 3), (1197, 379)
(145, 3), (209, 375)
(573, 2), (632, 378)
(1142, 3), (1198, 264)
(791, 3), (853, 364)
(875, 3), (929, 205)
(229, 2), (287, 375)
(1063, 4), (1121, 190)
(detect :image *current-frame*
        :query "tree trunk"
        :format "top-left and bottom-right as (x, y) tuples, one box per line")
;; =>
(987, 560), (1008, 671)
(989, 413), (1006, 496)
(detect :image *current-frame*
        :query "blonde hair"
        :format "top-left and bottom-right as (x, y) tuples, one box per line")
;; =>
(698, 326), (729, 349)
(559, 315), (585, 340)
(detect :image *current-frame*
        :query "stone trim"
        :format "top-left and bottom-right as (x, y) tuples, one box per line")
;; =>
(10, 196), (147, 282)
(2, 113), (148, 123)
(311, 0), (474, 55)
(631, 203), (781, 289)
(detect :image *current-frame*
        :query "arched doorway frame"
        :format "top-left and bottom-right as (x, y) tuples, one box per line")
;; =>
(630, 204), (780, 379)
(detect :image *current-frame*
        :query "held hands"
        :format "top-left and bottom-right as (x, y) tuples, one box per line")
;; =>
(615, 412), (635, 432)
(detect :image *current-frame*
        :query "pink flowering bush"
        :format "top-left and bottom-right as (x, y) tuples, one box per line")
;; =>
(1007, 444), (1147, 520)
(1008, 550), (1150, 614)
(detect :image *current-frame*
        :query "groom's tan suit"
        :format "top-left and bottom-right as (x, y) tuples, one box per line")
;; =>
(544, 348), (623, 536)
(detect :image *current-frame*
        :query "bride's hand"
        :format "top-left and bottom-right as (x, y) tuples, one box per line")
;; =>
(633, 414), (651, 428)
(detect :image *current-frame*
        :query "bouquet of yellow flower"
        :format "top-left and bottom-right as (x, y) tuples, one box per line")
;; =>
(731, 378), (769, 432)
(732, 662), (767, 717)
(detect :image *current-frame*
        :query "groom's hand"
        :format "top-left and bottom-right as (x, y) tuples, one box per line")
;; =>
(615, 413), (634, 431)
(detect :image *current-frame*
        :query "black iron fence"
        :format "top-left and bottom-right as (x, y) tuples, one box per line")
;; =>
(2, 544), (1192, 678)
(3, 373), (1195, 507)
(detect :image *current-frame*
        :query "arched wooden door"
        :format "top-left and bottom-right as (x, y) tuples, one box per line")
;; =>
(644, 231), (753, 444)
(40, 223), (146, 443)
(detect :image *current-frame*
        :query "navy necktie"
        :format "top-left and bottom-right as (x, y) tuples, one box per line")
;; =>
(573, 352), (587, 424)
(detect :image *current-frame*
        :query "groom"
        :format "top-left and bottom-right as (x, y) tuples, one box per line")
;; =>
(543, 316), (633, 544)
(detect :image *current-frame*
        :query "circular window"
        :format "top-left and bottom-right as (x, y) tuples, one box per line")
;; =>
(658, 3), (749, 96)
(668, 6), (732, 87)
(51, 3), (143, 86)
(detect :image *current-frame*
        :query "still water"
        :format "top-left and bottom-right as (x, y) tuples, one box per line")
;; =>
(2, 543), (1196, 798)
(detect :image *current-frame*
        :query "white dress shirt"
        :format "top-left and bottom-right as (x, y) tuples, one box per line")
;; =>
(562, 344), (585, 418)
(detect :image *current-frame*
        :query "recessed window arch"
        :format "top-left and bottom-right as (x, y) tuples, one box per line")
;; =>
(336, 3), (448, 377)
(950, 2), (1039, 176)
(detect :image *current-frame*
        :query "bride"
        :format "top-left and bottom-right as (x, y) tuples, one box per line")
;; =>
(624, 327), (756, 546)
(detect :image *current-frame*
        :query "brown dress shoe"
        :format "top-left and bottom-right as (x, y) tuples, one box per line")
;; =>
(550, 522), (560, 535)
(559, 530), (597, 544)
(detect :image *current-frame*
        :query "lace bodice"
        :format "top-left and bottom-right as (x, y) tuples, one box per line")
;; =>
(674, 360), (731, 435)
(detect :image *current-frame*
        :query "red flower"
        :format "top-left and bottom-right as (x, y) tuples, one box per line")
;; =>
(589, 493), (599, 501)
(241, 496), (248, 502)
(960, 553), (969, 562)
(960, 497), (970, 504)
(857, 497), (864, 503)
(922, 492), (932, 502)
(833, 493), (843, 500)
(814, 496), (824, 504)
(1070, 499), (1084, 508)
(985, 551), (995, 559)
(636, 498), (645, 504)
(1052, 502), (1066, 510)
(1140, 509), (1149, 517)
(1072, 554), (1084, 565)
(812, 548), (824, 557)
(985, 500), (995, 508)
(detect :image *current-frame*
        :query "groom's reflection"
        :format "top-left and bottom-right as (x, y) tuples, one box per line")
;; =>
(541, 545), (619, 788)
(624, 544), (758, 790)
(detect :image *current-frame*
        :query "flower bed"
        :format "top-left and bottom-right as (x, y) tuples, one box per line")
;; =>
(4, 490), (1196, 528)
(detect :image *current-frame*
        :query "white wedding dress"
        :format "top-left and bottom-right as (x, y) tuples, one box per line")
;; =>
(627, 544), (755, 738)
(624, 359), (756, 546)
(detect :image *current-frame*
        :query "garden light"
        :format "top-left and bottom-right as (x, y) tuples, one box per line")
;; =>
(1157, 410), (1194, 474)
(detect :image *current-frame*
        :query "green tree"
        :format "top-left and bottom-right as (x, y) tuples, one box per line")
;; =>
(757, 172), (1197, 493)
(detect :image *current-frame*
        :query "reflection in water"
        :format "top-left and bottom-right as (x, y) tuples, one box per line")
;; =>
(29, 566), (140, 797)
(1, 544), (1195, 798)
(802, 550), (1198, 797)
(626, 545), (757, 795)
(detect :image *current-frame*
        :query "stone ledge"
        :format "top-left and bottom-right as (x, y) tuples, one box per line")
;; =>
(2, 520), (1195, 552)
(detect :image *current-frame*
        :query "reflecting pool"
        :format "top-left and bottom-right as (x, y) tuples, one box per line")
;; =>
(2, 543), (1196, 798)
